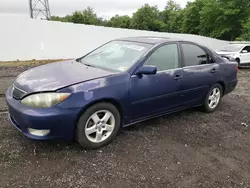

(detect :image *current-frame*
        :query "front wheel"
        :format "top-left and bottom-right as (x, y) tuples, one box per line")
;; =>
(75, 102), (121, 149)
(203, 84), (222, 113)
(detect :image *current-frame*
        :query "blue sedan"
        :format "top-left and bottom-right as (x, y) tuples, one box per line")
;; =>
(6, 37), (238, 149)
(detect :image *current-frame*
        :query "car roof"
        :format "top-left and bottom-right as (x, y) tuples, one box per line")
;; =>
(115, 36), (190, 45)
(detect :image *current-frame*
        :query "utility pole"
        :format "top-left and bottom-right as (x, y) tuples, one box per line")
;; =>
(29, 0), (51, 20)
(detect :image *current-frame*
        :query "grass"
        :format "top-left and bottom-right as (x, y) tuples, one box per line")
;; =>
(0, 59), (72, 67)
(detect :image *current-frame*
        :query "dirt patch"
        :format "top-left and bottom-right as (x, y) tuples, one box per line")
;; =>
(0, 97), (7, 112)
(0, 77), (15, 95)
(0, 65), (250, 188)
(0, 59), (70, 67)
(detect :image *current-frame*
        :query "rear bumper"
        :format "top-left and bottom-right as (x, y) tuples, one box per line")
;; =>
(225, 79), (238, 95)
(5, 87), (80, 140)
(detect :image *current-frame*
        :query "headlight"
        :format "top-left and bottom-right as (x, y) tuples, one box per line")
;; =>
(227, 54), (236, 57)
(225, 56), (235, 61)
(21, 93), (71, 108)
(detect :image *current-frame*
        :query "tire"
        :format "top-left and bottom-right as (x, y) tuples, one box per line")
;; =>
(203, 84), (223, 113)
(75, 102), (121, 149)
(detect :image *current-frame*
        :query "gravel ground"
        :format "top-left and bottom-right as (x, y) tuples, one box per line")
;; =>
(0, 98), (7, 112)
(0, 65), (250, 188)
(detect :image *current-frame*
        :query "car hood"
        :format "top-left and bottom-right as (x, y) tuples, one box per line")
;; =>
(14, 60), (115, 93)
(216, 51), (237, 55)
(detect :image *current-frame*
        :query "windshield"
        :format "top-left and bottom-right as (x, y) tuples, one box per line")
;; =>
(220, 44), (244, 52)
(79, 41), (152, 72)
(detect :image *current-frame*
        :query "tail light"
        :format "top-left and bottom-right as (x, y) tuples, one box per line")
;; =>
(236, 64), (239, 72)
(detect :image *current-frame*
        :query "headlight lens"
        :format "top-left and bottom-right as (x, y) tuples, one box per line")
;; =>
(227, 56), (236, 61)
(228, 54), (236, 57)
(21, 93), (71, 108)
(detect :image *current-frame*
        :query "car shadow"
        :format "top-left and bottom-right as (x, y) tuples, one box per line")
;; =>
(26, 107), (199, 152)
(239, 65), (250, 69)
(121, 108), (198, 133)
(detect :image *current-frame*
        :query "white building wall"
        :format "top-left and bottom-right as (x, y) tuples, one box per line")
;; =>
(0, 16), (229, 61)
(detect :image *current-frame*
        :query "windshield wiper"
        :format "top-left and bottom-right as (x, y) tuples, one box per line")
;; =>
(84, 63), (94, 67)
(76, 58), (92, 66)
(81, 61), (96, 68)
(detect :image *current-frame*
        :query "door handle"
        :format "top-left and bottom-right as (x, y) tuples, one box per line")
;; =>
(211, 68), (218, 73)
(173, 75), (182, 80)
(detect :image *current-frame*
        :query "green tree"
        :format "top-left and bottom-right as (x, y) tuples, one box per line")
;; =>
(50, 16), (61, 21)
(70, 7), (101, 25)
(198, 0), (226, 39)
(181, 0), (205, 34)
(50, 15), (72, 22)
(49, 0), (250, 41)
(107, 15), (132, 28)
(161, 0), (183, 33)
(238, 18), (250, 41)
(199, 0), (250, 40)
(131, 4), (165, 31)
(218, 0), (250, 40)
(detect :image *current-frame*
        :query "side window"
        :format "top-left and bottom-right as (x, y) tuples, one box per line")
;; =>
(144, 44), (179, 71)
(242, 46), (250, 53)
(181, 43), (209, 66)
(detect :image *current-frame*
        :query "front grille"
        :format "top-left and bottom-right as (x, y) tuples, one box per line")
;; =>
(12, 86), (26, 100)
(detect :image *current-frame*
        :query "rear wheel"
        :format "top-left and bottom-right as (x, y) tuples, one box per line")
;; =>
(75, 102), (121, 149)
(203, 84), (222, 112)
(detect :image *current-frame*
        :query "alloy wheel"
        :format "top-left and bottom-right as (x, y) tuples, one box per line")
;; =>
(208, 87), (221, 109)
(85, 110), (115, 143)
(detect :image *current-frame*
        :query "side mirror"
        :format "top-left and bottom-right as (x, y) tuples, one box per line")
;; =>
(136, 65), (157, 75)
(241, 50), (248, 53)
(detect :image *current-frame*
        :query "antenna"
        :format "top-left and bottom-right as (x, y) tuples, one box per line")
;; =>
(29, 0), (51, 20)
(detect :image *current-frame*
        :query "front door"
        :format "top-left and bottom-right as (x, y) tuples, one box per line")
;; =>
(130, 43), (183, 121)
(240, 46), (250, 64)
(179, 42), (219, 106)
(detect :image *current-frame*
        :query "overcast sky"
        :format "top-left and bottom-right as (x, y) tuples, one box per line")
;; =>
(0, 0), (193, 19)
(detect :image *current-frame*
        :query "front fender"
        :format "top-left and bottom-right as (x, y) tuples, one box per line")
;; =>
(57, 73), (132, 124)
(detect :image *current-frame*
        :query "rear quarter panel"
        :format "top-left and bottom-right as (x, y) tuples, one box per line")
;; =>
(218, 58), (238, 94)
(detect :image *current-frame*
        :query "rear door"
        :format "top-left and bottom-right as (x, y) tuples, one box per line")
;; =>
(179, 42), (219, 106)
(240, 46), (250, 64)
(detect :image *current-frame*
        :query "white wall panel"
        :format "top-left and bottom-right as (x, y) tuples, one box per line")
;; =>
(0, 16), (229, 61)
